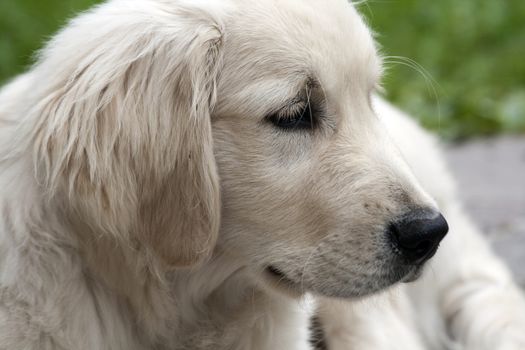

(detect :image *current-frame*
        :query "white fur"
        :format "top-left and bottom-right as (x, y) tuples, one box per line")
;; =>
(0, 0), (524, 349)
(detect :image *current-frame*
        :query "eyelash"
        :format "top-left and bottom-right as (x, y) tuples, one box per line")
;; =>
(267, 102), (316, 131)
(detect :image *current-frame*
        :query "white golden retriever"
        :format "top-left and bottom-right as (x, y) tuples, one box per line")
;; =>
(0, 0), (524, 349)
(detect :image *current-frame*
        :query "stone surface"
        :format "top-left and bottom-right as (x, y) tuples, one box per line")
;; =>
(445, 137), (525, 286)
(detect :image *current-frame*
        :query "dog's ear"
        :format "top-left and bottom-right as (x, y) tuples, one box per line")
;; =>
(32, 5), (223, 266)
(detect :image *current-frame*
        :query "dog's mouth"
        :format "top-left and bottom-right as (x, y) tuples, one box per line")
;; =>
(266, 265), (285, 277)
(262, 265), (304, 296)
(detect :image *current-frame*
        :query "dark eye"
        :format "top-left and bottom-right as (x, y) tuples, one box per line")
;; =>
(267, 102), (315, 131)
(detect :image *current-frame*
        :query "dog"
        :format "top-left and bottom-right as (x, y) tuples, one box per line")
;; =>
(0, 0), (524, 349)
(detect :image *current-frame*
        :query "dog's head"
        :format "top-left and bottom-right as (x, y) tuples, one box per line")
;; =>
(32, 0), (447, 298)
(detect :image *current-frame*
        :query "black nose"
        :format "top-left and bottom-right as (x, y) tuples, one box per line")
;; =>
(388, 210), (448, 264)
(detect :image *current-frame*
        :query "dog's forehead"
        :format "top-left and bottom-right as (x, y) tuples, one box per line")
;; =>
(220, 0), (380, 105)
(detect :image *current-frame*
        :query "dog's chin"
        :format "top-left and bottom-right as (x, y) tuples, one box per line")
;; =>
(260, 262), (425, 299)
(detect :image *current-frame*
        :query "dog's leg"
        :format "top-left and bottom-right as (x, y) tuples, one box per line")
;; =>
(408, 202), (525, 350)
(315, 293), (427, 350)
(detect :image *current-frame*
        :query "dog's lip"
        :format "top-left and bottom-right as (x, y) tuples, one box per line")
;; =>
(264, 265), (295, 284)
(262, 266), (304, 296)
(266, 265), (288, 279)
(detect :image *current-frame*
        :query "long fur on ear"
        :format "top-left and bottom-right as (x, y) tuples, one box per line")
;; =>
(30, 1), (224, 266)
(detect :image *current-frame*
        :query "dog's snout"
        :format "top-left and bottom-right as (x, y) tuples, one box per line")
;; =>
(389, 210), (448, 264)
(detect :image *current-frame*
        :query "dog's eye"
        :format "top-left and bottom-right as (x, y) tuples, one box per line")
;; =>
(267, 103), (314, 131)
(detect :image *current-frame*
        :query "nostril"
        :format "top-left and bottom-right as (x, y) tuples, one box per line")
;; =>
(388, 210), (449, 264)
(413, 240), (433, 256)
(388, 222), (400, 240)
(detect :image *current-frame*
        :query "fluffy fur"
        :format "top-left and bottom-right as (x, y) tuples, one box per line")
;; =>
(0, 0), (524, 349)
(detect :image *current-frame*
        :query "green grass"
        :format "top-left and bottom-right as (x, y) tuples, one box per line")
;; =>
(361, 0), (525, 139)
(1, 0), (524, 139)
(0, 0), (101, 82)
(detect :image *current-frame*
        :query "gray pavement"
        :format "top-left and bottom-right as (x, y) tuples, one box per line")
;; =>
(445, 137), (525, 286)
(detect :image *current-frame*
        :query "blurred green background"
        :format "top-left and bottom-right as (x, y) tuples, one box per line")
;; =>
(1, 0), (524, 139)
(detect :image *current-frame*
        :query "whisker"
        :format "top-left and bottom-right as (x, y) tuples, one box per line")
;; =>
(382, 55), (442, 133)
(299, 240), (325, 292)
